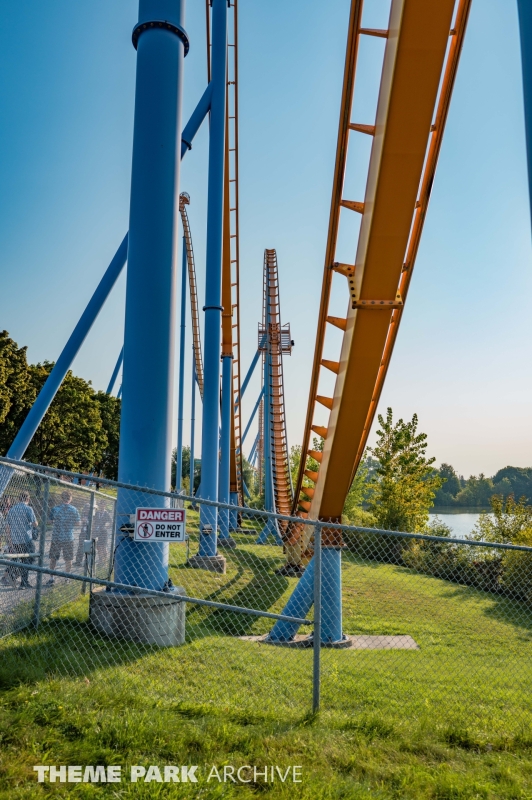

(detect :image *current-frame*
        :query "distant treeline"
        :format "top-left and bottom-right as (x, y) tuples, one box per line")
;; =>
(433, 464), (532, 508)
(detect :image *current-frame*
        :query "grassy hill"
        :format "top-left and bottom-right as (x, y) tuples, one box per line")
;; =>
(1, 538), (531, 798)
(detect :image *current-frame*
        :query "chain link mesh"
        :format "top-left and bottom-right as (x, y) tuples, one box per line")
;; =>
(1, 456), (532, 733)
(0, 459), (314, 720)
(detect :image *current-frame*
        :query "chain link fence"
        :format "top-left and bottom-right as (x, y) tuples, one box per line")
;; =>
(1, 456), (532, 734)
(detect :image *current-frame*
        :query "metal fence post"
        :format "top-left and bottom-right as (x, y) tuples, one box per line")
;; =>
(82, 492), (95, 595)
(108, 495), (118, 579)
(313, 523), (322, 713)
(86, 491), (95, 542)
(32, 478), (50, 629)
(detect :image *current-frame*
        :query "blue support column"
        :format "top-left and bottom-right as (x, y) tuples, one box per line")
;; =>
(175, 236), (187, 491)
(518, 0), (532, 224)
(218, 354), (234, 545)
(235, 335), (265, 406)
(7, 235), (128, 461)
(248, 432), (259, 464)
(241, 386), (264, 445)
(114, 0), (187, 592)
(107, 347), (124, 395)
(268, 547), (344, 644)
(229, 491), (239, 531)
(4, 64), (212, 474)
(189, 352), (196, 495)
(196, 0), (228, 568)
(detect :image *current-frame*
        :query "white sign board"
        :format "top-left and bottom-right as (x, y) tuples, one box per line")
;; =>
(134, 508), (186, 542)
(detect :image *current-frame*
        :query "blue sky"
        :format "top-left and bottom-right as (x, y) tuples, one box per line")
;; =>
(0, 0), (530, 478)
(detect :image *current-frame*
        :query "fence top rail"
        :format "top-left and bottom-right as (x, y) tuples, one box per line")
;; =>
(2, 456), (531, 554)
(0, 458), (116, 502)
(0, 557), (312, 626)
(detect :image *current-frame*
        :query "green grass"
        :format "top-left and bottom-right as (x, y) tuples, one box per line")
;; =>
(1, 534), (532, 798)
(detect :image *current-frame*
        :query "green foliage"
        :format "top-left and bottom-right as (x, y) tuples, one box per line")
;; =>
(22, 363), (107, 472)
(434, 464), (532, 508)
(92, 391), (121, 480)
(471, 494), (532, 545)
(3, 546), (532, 798)
(0, 331), (35, 452)
(469, 495), (532, 602)
(342, 458), (375, 527)
(0, 331), (121, 477)
(171, 446), (200, 493)
(367, 408), (443, 532)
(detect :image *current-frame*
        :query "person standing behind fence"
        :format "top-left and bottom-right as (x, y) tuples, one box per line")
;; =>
(0, 497), (12, 551)
(73, 500), (93, 568)
(2, 492), (38, 589)
(46, 491), (81, 586)
(93, 500), (112, 567)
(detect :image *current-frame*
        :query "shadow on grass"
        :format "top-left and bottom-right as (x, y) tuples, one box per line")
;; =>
(181, 544), (293, 636)
(0, 613), (162, 690)
(0, 544), (294, 691)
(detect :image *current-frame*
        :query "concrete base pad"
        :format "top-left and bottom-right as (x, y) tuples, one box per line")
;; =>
(240, 634), (419, 650)
(89, 588), (186, 646)
(187, 554), (227, 574)
(217, 537), (237, 549)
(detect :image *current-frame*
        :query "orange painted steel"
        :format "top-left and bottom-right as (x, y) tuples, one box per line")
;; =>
(293, 0), (470, 527)
(178, 193), (204, 398)
(291, 0), (364, 520)
(261, 249), (293, 519)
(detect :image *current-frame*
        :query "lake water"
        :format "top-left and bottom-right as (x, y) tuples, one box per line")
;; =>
(429, 511), (487, 539)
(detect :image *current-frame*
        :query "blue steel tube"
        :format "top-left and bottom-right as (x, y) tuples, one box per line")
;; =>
(198, 0), (228, 554)
(107, 347), (124, 395)
(114, 0), (187, 591)
(248, 432), (259, 464)
(518, 0), (532, 223)
(180, 82), (212, 158)
(175, 236), (187, 491)
(218, 354), (232, 539)
(241, 386), (264, 445)
(7, 235), (128, 461)
(268, 548), (343, 643)
(190, 352), (196, 494)
(235, 335), (265, 406)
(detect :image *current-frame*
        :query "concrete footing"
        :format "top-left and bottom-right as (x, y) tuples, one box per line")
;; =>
(240, 634), (419, 650)
(89, 588), (186, 646)
(187, 554), (227, 574)
(217, 537), (237, 549)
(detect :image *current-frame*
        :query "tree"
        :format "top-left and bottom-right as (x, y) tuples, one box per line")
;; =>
(92, 391), (121, 479)
(23, 363), (107, 472)
(433, 463), (462, 506)
(492, 467), (532, 504)
(367, 408), (443, 532)
(471, 495), (532, 545)
(171, 446), (200, 493)
(0, 331), (35, 454)
(342, 458), (375, 527)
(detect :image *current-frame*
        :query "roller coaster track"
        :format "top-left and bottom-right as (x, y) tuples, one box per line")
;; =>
(260, 249), (293, 518)
(207, 0), (244, 502)
(292, 0), (471, 531)
(179, 193), (204, 398)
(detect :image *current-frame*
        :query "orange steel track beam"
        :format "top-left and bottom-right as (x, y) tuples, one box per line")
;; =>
(293, 0), (470, 524)
(291, 0), (363, 519)
(262, 249), (293, 520)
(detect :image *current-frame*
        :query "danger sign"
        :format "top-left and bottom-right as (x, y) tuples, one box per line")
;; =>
(134, 508), (186, 542)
